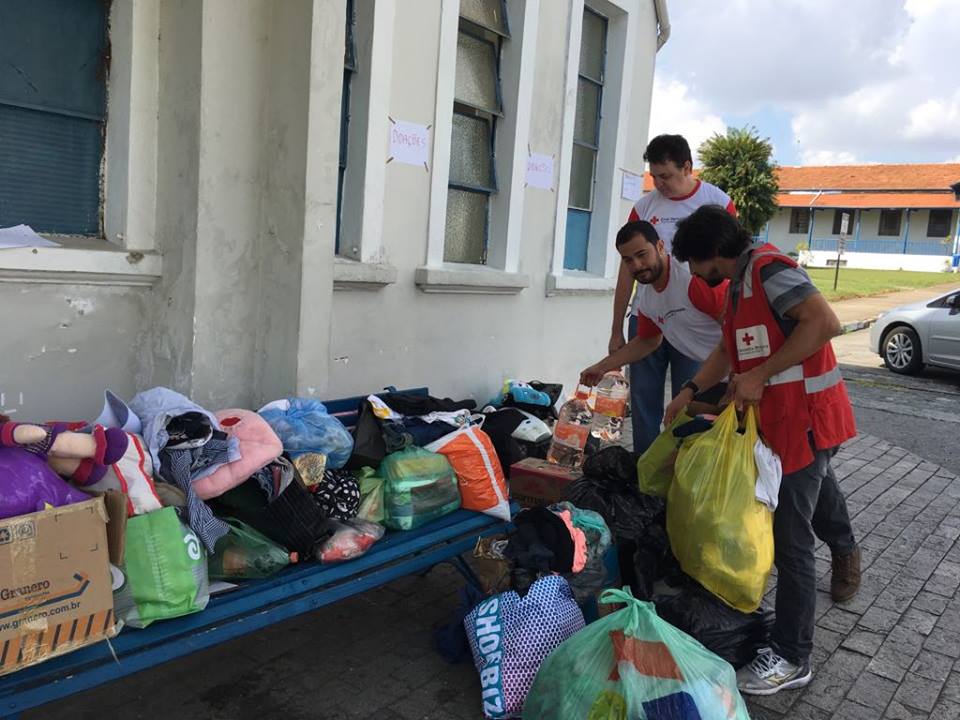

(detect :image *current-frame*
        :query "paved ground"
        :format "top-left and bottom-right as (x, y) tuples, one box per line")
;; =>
(833, 330), (960, 477)
(30, 433), (960, 720)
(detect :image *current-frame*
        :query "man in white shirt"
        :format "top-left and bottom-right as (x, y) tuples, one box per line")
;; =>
(583, 220), (727, 408)
(608, 134), (735, 453)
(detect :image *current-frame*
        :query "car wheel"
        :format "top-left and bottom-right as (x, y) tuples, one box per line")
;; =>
(882, 326), (923, 375)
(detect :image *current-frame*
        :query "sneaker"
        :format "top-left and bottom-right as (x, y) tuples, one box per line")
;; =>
(831, 544), (862, 603)
(736, 648), (812, 696)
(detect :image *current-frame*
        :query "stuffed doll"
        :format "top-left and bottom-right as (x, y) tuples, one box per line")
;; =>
(0, 415), (129, 520)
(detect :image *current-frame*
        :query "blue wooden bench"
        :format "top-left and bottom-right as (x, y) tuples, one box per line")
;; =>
(0, 387), (515, 719)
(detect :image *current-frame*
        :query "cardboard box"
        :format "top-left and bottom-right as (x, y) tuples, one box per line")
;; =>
(508, 458), (583, 507)
(0, 497), (117, 676)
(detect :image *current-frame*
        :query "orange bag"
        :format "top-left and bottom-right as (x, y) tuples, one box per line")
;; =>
(426, 426), (510, 521)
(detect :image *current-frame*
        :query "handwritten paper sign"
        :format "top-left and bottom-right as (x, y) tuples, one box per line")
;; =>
(621, 172), (642, 201)
(525, 153), (554, 189)
(388, 120), (430, 168)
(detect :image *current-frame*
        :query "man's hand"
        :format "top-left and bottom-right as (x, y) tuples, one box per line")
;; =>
(729, 368), (766, 410)
(580, 364), (607, 388)
(608, 332), (626, 355)
(663, 388), (694, 425)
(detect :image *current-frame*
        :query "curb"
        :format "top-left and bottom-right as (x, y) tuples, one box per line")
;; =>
(840, 317), (877, 334)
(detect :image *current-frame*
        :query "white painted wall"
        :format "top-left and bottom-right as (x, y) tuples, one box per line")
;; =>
(328, 0), (659, 403)
(2, 0), (662, 421)
(806, 252), (953, 272)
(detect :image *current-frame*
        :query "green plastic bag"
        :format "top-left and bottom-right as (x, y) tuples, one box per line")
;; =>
(523, 587), (750, 720)
(208, 518), (293, 580)
(669, 405), (773, 613)
(114, 507), (209, 628)
(379, 447), (460, 530)
(356, 466), (385, 523)
(636, 413), (692, 497)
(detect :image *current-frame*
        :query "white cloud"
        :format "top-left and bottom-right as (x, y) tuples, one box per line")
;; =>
(654, 0), (960, 164)
(647, 77), (726, 164)
(798, 149), (860, 166)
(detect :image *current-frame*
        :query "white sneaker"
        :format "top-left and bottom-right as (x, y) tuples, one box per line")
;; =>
(736, 647), (812, 696)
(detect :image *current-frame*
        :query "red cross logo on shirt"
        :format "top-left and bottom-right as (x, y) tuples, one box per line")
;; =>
(742, 332), (755, 346)
(650, 216), (660, 225)
(657, 316), (665, 324)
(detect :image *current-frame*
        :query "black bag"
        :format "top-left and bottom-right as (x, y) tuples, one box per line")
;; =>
(210, 463), (331, 556)
(346, 399), (387, 470)
(502, 381), (563, 421)
(567, 446), (665, 542)
(655, 582), (775, 669)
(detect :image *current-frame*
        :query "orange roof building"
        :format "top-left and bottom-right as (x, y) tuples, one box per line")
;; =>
(768, 164), (959, 269)
(643, 163), (960, 270)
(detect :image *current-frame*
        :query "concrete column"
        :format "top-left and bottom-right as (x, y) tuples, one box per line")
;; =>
(144, 0), (343, 409)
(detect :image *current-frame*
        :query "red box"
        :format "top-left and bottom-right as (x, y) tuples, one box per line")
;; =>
(508, 458), (583, 507)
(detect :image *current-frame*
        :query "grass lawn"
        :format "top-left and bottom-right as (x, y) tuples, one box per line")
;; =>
(807, 267), (957, 302)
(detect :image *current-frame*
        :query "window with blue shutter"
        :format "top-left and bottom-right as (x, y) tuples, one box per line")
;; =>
(0, 0), (109, 236)
(564, 6), (607, 271)
(336, 0), (357, 253)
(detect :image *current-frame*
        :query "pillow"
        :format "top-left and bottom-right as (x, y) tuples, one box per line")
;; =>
(192, 409), (283, 500)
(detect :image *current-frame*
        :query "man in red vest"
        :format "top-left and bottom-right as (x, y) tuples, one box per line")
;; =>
(664, 205), (861, 697)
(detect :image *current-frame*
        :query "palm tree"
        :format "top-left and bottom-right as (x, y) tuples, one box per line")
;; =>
(698, 127), (779, 236)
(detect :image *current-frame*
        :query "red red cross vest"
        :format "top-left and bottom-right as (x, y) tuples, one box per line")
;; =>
(722, 244), (857, 474)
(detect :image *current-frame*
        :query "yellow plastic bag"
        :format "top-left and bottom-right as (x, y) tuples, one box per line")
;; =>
(636, 412), (692, 497)
(667, 405), (773, 613)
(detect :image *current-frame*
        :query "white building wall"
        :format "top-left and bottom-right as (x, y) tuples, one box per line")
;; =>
(1, 0), (663, 420)
(328, 0), (659, 403)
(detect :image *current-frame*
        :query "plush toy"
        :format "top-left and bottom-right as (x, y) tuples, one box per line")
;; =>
(0, 415), (130, 520)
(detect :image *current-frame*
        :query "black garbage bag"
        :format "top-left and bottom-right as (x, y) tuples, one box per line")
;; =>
(654, 581), (775, 669)
(567, 446), (665, 543)
(632, 522), (672, 600)
(502, 381), (563, 421)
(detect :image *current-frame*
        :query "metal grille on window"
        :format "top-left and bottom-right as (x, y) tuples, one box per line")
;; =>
(336, 0), (357, 254)
(0, 0), (109, 235)
(445, 0), (508, 265)
(564, 7), (607, 272)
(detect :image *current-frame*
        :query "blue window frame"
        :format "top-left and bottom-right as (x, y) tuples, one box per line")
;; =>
(564, 6), (607, 271)
(0, 0), (109, 235)
(336, 0), (357, 253)
(445, 0), (509, 265)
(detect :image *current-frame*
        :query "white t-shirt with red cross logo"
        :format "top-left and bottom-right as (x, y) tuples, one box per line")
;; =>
(627, 180), (735, 316)
(628, 179), (735, 253)
(634, 256), (727, 362)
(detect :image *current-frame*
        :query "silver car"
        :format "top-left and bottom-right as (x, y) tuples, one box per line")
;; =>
(869, 287), (960, 374)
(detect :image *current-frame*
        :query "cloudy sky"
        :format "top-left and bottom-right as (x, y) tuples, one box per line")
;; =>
(649, 0), (960, 167)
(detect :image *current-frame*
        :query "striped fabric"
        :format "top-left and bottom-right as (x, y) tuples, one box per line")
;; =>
(159, 437), (232, 553)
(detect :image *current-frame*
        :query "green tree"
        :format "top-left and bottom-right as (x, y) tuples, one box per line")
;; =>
(697, 127), (779, 236)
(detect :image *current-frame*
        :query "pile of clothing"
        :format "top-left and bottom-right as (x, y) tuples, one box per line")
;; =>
(458, 502), (613, 718)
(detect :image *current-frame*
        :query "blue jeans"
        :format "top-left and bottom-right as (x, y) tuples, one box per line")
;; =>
(628, 314), (701, 455)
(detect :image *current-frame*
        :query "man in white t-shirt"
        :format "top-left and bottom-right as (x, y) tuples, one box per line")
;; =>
(607, 134), (735, 453)
(582, 220), (728, 412)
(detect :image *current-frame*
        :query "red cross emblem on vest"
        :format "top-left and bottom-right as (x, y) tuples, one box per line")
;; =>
(742, 332), (755, 346)
(650, 216), (660, 225)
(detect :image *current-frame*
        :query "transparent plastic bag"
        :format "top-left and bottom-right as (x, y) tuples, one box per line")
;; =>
(379, 447), (461, 530)
(522, 587), (750, 720)
(668, 405), (773, 613)
(259, 398), (354, 468)
(356, 467), (385, 523)
(315, 519), (385, 563)
(208, 518), (294, 580)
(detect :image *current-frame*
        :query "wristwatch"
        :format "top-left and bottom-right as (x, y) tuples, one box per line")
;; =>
(681, 380), (700, 397)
